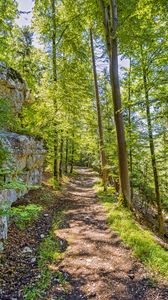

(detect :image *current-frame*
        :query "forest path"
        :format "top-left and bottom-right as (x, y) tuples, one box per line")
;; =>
(49, 168), (168, 300)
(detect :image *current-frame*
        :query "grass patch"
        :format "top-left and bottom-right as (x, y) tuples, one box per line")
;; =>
(0, 180), (27, 190)
(10, 204), (43, 230)
(97, 186), (168, 281)
(23, 211), (67, 300)
(48, 174), (70, 189)
(0, 179), (40, 190)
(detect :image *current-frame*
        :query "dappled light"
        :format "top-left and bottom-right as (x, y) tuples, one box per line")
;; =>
(0, 0), (168, 299)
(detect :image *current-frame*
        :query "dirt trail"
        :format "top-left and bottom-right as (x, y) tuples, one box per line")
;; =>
(1, 168), (168, 299)
(48, 168), (168, 299)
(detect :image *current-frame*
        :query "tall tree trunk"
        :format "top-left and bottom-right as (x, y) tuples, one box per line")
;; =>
(141, 57), (164, 235)
(104, 74), (112, 144)
(90, 28), (107, 190)
(51, 0), (59, 183)
(65, 137), (69, 174)
(99, 0), (131, 206)
(162, 104), (168, 190)
(59, 134), (64, 179)
(128, 105), (133, 201)
(128, 58), (133, 201)
(70, 140), (74, 174)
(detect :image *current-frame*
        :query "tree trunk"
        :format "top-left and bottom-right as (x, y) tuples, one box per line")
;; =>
(128, 58), (133, 201)
(90, 28), (107, 190)
(59, 135), (64, 179)
(141, 57), (164, 235)
(99, 0), (131, 205)
(105, 94), (112, 144)
(128, 106), (133, 201)
(70, 140), (74, 174)
(51, 0), (59, 183)
(65, 137), (69, 174)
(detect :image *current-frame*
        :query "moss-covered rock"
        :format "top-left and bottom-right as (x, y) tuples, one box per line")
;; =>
(0, 61), (30, 129)
(0, 64), (46, 250)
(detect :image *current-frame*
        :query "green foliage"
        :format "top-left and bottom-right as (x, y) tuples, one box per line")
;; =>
(0, 175), (40, 190)
(0, 167), (12, 176)
(100, 188), (168, 280)
(10, 204), (43, 230)
(120, 0), (168, 208)
(0, 180), (27, 190)
(0, 142), (9, 166)
(0, 97), (14, 130)
(9, 25), (46, 89)
(23, 269), (51, 300)
(1, 0), (167, 246)
(0, 206), (10, 217)
(0, 0), (17, 61)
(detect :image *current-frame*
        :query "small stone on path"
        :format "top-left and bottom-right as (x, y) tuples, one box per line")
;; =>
(22, 246), (33, 254)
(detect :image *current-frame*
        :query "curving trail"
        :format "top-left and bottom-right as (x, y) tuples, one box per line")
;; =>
(48, 168), (168, 300)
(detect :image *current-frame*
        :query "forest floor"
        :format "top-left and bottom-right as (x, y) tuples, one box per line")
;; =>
(1, 168), (168, 299)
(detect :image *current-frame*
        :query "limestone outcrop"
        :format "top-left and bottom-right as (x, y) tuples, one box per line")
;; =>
(0, 62), (29, 116)
(0, 63), (46, 250)
(0, 132), (45, 185)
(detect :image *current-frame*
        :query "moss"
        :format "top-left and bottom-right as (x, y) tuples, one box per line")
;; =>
(0, 141), (9, 166)
(0, 96), (21, 131)
(6, 66), (25, 83)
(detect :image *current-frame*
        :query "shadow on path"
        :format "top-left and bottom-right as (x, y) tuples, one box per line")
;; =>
(48, 168), (168, 300)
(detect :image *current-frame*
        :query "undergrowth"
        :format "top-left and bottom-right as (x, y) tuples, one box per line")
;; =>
(0, 178), (40, 190)
(95, 183), (168, 282)
(11, 204), (43, 229)
(48, 175), (70, 189)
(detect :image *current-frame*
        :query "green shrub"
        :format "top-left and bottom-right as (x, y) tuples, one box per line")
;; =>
(10, 204), (43, 229)
(0, 180), (26, 190)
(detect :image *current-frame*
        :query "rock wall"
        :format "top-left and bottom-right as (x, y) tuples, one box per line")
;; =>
(0, 62), (29, 116)
(0, 132), (45, 185)
(0, 63), (46, 250)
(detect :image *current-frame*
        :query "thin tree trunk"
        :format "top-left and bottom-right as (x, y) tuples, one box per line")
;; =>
(128, 58), (133, 201)
(65, 137), (69, 174)
(128, 105), (133, 201)
(99, 0), (131, 205)
(90, 28), (107, 190)
(70, 140), (74, 174)
(51, 0), (59, 183)
(142, 60), (164, 235)
(104, 78), (112, 144)
(162, 105), (168, 190)
(59, 135), (64, 179)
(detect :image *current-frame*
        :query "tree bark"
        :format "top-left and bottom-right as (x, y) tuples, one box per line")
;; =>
(65, 137), (69, 174)
(59, 134), (64, 179)
(70, 140), (74, 174)
(99, 0), (131, 205)
(51, 0), (59, 183)
(90, 28), (107, 190)
(128, 58), (133, 201)
(141, 53), (164, 235)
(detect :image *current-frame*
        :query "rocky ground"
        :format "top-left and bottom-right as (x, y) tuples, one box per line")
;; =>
(0, 168), (168, 299)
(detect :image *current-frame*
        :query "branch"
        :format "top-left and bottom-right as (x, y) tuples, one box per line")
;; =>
(56, 25), (69, 46)
(56, 14), (82, 46)
(18, 10), (31, 14)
